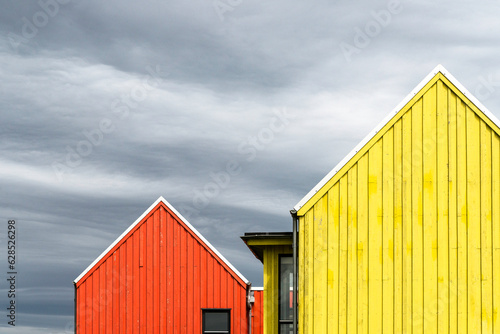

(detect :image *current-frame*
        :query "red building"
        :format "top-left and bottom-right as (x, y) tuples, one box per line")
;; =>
(250, 288), (263, 334)
(74, 197), (259, 333)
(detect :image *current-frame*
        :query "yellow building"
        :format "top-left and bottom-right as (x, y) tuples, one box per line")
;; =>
(243, 65), (500, 333)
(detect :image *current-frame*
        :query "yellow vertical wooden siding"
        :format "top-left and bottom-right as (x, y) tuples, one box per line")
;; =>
(297, 74), (500, 333)
(263, 245), (292, 334)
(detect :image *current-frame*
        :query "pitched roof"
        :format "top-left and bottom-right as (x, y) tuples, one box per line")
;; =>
(293, 64), (500, 215)
(74, 196), (249, 285)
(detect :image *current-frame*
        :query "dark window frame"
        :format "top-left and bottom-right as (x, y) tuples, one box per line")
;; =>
(202, 308), (231, 334)
(278, 254), (293, 333)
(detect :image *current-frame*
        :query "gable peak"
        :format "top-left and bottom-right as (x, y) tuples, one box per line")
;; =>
(293, 64), (500, 214)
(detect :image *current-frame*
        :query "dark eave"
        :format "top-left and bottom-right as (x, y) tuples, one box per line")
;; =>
(241, 232), (293, 263)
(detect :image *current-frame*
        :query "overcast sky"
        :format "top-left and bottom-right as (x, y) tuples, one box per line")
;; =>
(2, 0), (500, 332)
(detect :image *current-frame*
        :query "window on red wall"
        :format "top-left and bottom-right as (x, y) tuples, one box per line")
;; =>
(202, 309), (231, 334)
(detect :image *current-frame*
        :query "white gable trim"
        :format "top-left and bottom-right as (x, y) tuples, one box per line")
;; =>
(293, 64), (500, 212)
(74, 196), (250, 285)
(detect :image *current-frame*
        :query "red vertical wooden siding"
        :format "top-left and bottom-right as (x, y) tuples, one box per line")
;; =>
(251, 289), (264, 334)
(75, 202), (249, 333)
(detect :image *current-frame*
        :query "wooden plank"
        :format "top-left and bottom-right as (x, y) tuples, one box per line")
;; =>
(437, 80), (449, 334)
(313, 194), (328, 333)
(132, 233), (139, 333)
(167, 213), (174, 332)
(234, 280), (240, 333)
(121, 246), (126, 333)
(492, 134), (500, 334)
(127, 235), (133, 333)
(411, 98), (424, 333)
(220, 268), (227, 307)
(214, 251), (221, 309)
(265, 246), (275, 332)
(448, 89), (458, 334)
(423, 83), (438, 334)
(105, 259), (112, 334)
(139, 223), (144, 268)
(259, 289), (264, 334)
(75, 284), (80, 334)
(467, 106), (481, 334)
(187, 235), (194, 334)
(299, 214), (306, 333)
(357, 155), (369, 334)
(91, 262), (96, 333)
(180, 227), (187, 332)
(263, 248), (271, 332)
(91, 274), (96, 334)
(117, 247), (123, 332)
(236, 285), (241, 334)
(99, 262), (105, 334)
(241, 280), (245, 333)
(402, 110), (412, 334)
(194, 241), (201, 334)
(159, 209), (167, 333)
(81, 278), (86, 334)
(348, 165), (358, 334)
(393, 119), (403, 334)
(101, 257), (106, 333)
(200, 241), (207, 311)
(147, 216), (154, 332)
(131, 237), (137, 333)
(127, 233), (138, 333)
(368, 139), (383, 333)
(456, 99), (468, 332)
(327, 184), (340, 334)
(481, 121), (493, 334)
(114, 251), (121, 333)
(153, 211), (159, 333)
(207, 255), (214, 309)
(260, 288), (264, 334)
(252, 289), (262, 334)
(339, 175), (348, 334)
(305, 209), (314, 334)
(88, 277), (92, 334)
(226, 276), (233, 334)
(140, 224), (146, 331)
(173, 220), (181, 331)
(78, 280), (85, 334)
(120, 244), (127, 333)
(234, 271), (241, 333)
(252, 289), (258, 334)
(383, 127), (394, 334)
(95, 271), (101, 334)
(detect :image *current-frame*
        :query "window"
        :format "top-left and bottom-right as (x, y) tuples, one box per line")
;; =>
(202, 309), (231, 334)
(279, 255), (293, 334)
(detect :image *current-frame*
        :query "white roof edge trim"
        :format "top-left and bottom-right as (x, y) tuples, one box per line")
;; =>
(74, 196), (250, 285)
(251, 287), (264, 291)
(293, 64), (500, 212)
